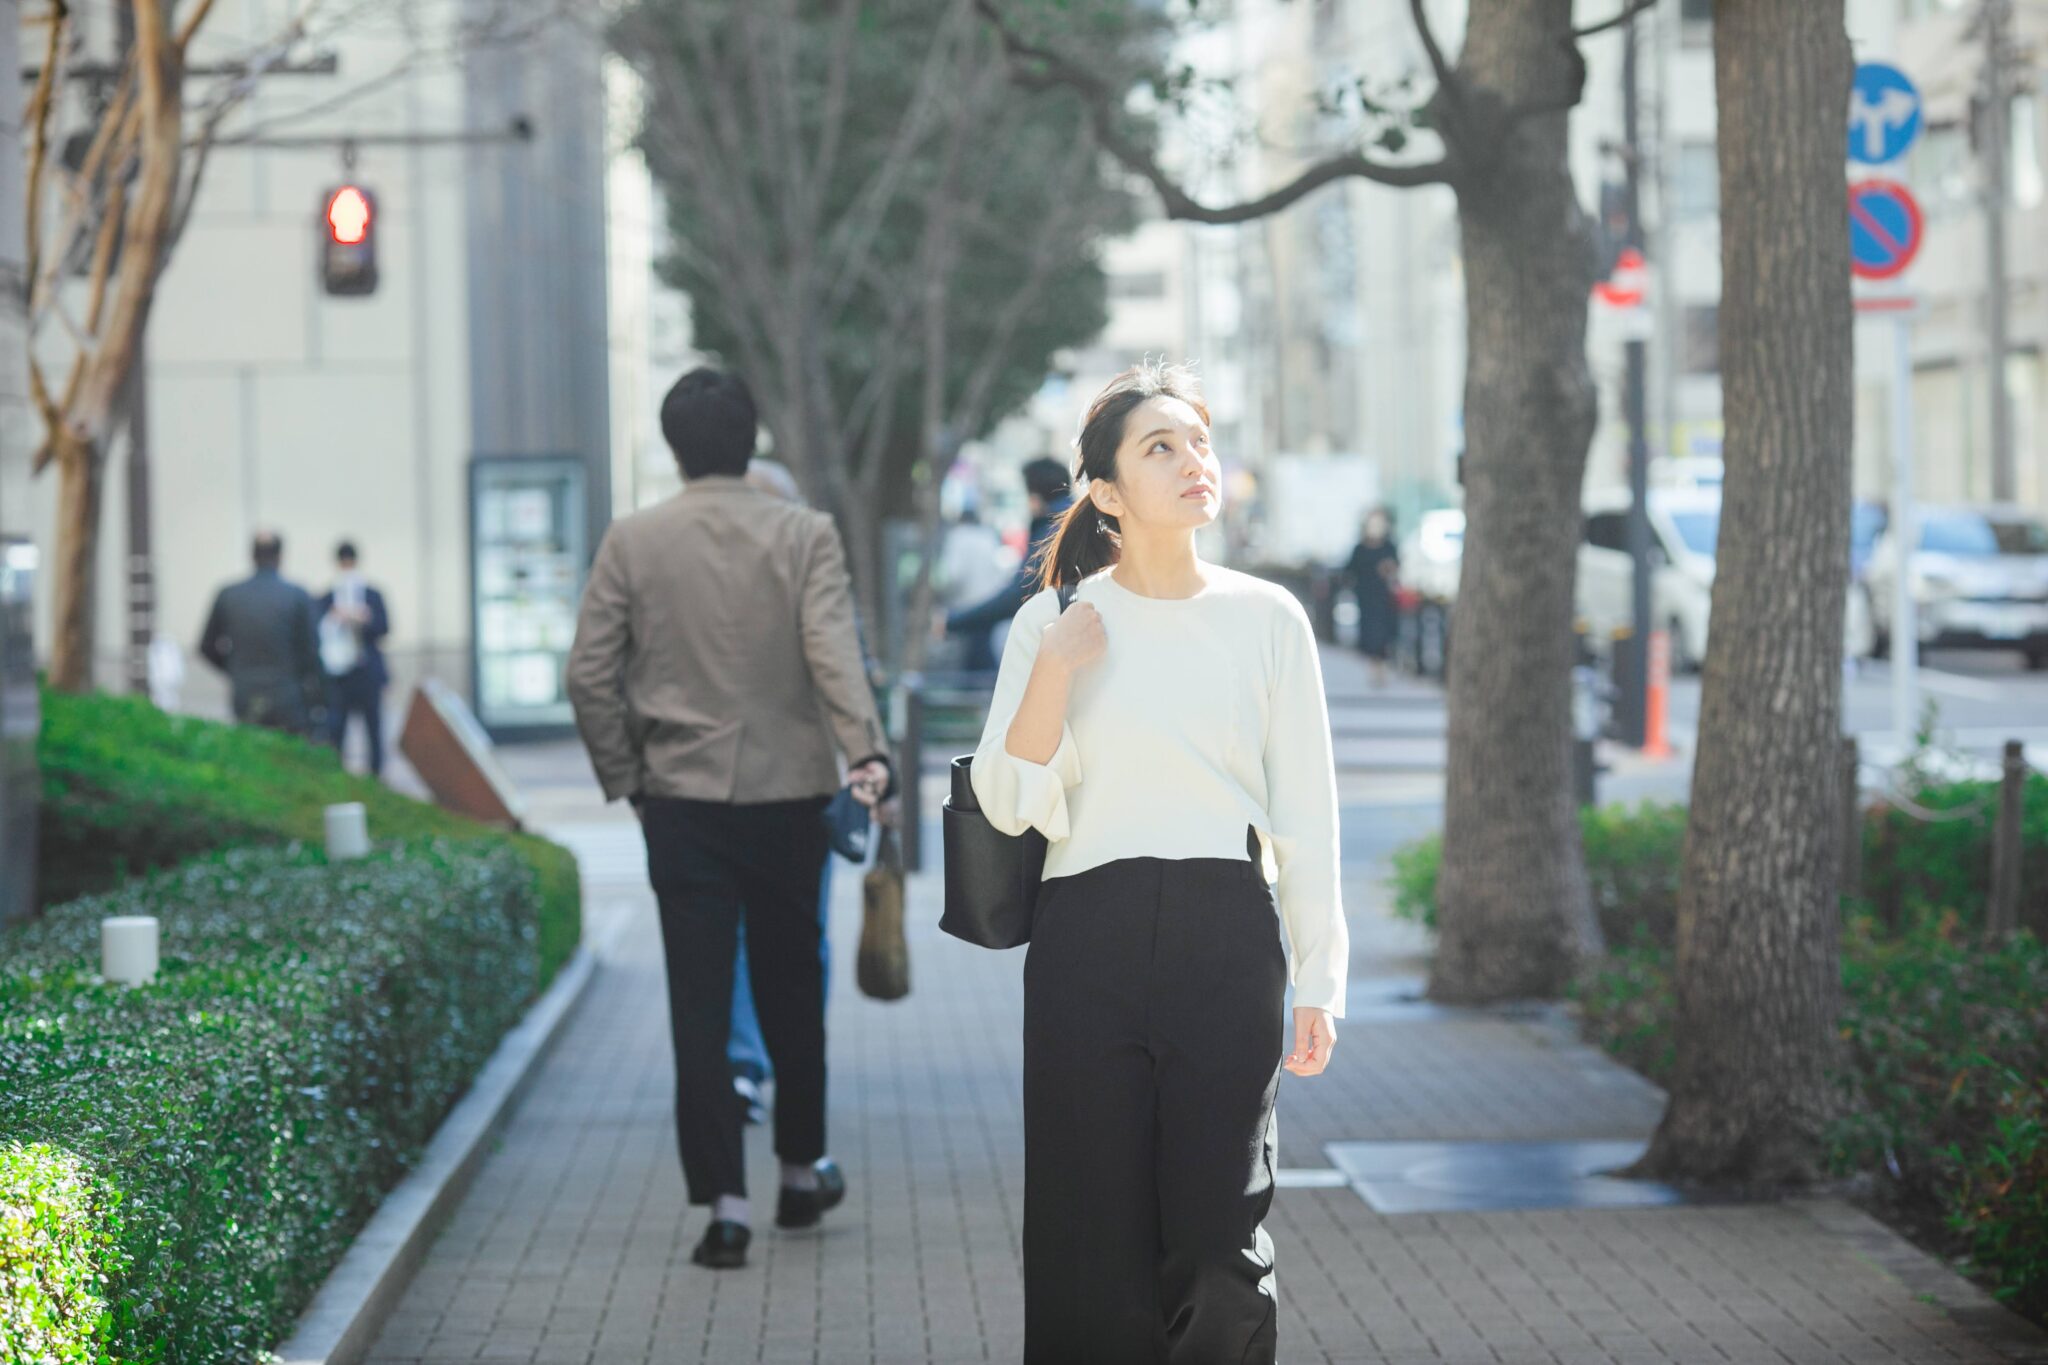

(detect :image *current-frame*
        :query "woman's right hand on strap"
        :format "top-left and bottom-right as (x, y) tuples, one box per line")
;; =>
(1037, 601), (1106, 676)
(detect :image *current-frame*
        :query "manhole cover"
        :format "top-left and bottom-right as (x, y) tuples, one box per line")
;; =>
(1323, 1139), (1688, 1214)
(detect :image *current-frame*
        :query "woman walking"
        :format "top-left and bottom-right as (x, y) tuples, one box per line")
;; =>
(1345, 508), (1401, 687)
(971, 362), (1348, 1364)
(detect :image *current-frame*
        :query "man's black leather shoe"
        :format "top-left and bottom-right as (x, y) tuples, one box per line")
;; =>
(775, 1159), (848, 1229)
(691, 1219), (750, 1269)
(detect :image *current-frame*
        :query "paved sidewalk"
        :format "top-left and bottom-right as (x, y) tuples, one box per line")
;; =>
(364, 737), (2048, 1365)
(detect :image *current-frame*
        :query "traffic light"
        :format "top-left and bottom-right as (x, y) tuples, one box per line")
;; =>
(319, 184), (378, 296)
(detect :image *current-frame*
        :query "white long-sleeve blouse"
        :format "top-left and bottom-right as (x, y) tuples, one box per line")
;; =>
(969, 565), (1349, 1016)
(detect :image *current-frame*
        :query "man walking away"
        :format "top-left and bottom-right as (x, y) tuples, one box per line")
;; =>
(199, 531), (324, 736)
(943, 456), (1072, 671)
(566, 367), (894, 1271)
(316, 540), (392, 776)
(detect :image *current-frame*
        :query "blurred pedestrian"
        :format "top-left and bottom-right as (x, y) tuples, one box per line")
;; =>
(1345, 508), (1401, 687)
(198, 531), (325, 737)
(316, 540), (392, 776)
(938, 505), (1011, 613)
(566, 367), (894, 1271)
(730, 454), (832, 1125)
(942, 457), (1072, 672)
(971, 361), (1345, 1364)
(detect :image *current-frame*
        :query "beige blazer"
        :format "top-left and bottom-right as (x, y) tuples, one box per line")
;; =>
(565, 475), (888, 804)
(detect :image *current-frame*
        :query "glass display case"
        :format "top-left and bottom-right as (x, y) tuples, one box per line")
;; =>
(468, 456), (587, 738)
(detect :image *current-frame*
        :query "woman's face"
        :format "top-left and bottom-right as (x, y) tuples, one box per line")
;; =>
(1089, 395), (1221, 532)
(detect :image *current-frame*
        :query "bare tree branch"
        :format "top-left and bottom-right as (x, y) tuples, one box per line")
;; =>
(22, 0), (70, 441)
(1572, 0), (1659, 41)
(976, 0), (1453, 217)
(1408, 0), (1460, 101)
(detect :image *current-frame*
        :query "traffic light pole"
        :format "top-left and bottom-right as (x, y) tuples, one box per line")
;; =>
(1616, 7), (1654, 749)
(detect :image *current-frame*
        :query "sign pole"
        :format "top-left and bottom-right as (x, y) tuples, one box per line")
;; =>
(1890, 309), (1918, 748)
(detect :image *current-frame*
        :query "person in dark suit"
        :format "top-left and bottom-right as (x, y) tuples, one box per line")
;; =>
(199, 531), (324, 736)
(942, 457), (1073, 672)
(316, 540), (392, 776)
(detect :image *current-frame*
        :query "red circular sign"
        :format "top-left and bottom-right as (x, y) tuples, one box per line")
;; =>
(1847, 179), (1923, 280)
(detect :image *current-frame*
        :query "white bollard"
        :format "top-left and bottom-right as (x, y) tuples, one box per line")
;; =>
(324, 802), (370, 860)
(101, 916), (159, 986)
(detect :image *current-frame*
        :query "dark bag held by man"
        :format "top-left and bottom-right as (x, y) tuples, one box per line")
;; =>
(939, 583), (1075, 949)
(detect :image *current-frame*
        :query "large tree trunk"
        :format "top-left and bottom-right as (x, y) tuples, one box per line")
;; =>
(1627, 0), (1853, 1186)
(46, 436), (104, 692)
(1430, 0), (1603, 1002)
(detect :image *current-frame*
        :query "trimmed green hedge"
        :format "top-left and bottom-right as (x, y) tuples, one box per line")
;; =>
(1864, 771), (2048, 934)
(1389, 777), (2046, 950)
(1, 842), (545, 1364)
(37, 686), (579, 987)
(1388, 801), (1687, 948)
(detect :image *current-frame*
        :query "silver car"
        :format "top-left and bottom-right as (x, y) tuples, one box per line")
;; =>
(1864, 504), (2048, 670)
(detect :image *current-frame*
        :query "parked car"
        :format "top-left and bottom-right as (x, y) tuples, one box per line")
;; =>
(1577, 486), (1876, 671)
(1863, 504), (2048, 670)
(1577, 486), (1718, 673)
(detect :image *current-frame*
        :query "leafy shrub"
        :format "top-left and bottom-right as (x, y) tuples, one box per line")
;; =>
(1388, 801), (1687, 948)
(1863, 771), (2048, 935)
(0, 842), (544, 1364)
(0, 1142), (130, 1365)
(1574, 913), (2048, 1323)
(1831, 914), (2048, 1319)
(36, 686), (579, 986)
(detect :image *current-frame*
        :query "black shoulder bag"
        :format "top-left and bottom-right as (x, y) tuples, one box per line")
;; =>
(939, 582), (1076, 949)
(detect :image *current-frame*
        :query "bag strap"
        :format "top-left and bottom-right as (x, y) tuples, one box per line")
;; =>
(1056, 581), (1077, 612)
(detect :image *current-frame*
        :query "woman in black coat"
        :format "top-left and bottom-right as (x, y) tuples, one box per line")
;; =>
(1345, 509), (1400, 686)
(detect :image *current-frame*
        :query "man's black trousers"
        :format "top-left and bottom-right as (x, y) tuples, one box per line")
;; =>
(326, 669), (385, 775)
(1023, 825), (1287, 1365)
(641, 794), (830, 1204)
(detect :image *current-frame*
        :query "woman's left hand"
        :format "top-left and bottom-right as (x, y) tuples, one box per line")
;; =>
(1283, 1007), (1336, 1077)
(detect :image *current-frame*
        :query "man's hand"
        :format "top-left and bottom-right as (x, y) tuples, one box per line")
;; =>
(1283, 1007), (1336, 1077)
(847, 758), (891, 808)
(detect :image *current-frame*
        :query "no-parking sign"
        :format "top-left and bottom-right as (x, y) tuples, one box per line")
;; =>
(1848, 179), (1923, 280)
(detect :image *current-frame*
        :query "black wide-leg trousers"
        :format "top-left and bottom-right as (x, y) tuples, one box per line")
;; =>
(641, 794), (830, 1205)
(1023, 826), (1288, 1365)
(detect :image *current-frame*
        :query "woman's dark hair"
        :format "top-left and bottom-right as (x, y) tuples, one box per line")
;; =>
(660, 367), (758, 479)
(1036, 361), (1209, 590)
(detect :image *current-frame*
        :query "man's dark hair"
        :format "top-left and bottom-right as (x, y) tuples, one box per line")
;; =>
(1022, 457), (1071, 503)
(660, 368), (758, 479)
(335, 540), (358, 564)
(253, 532), (283, 570)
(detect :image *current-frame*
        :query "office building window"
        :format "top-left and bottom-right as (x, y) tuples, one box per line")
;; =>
(1682, 304), (1720, 376)
(1673, 141), (1718, 221)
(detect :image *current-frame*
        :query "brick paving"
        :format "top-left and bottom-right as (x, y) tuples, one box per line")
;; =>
(364, 676), (2048, 1365)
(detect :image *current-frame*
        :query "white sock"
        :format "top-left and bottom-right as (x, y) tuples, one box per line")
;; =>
(780, 1161), (819, 1191)
(713, 1194), (750, 1226)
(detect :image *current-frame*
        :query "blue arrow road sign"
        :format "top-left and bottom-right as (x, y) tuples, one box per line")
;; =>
(1850, 62), (1922, 164)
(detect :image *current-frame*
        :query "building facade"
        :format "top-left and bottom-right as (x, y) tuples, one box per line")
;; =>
(24, 0), (612, 740)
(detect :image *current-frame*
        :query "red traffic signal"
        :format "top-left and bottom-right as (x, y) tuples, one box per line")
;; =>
(326, 185), (372, 245)
(319, 184), (378, 296)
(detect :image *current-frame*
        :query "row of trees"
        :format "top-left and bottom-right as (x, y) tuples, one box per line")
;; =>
(963, 0), (1854, 1189)
(600, 0), (1858, 1188)
(23, 0), (1859, 1188)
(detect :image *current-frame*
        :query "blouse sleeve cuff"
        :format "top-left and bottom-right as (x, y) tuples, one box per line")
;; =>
(998, 724), (1082, 842)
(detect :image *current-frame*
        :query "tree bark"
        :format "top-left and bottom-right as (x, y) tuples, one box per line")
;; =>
(1626, 0), (1853, 1186)
(45, 433), (102, 691)
(1429, 0), (1604, 1001)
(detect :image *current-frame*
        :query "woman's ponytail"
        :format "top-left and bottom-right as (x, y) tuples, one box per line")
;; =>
(1032, 359), (1207, 593)
(1035, 496), (1118, 591)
